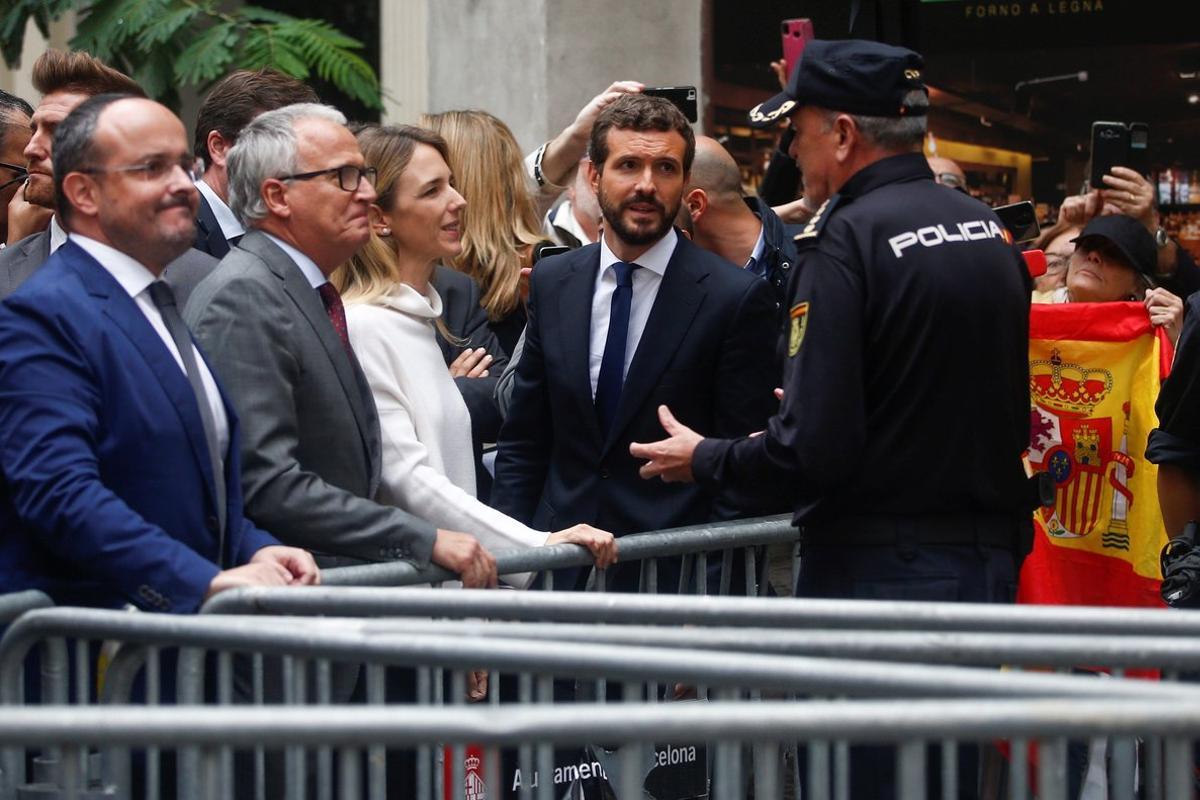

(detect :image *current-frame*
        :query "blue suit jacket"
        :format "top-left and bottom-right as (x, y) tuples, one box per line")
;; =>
(0, 240), (277, 612)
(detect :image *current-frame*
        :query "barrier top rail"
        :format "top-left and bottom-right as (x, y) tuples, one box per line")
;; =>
(2, 608), (1197, 704)
(299, 617), (1200, 670)
(204, 585), (1200, 637)
(5, 698), (1200, 746)
(0, 590), (52, 625)
(320, 514), (795, 586)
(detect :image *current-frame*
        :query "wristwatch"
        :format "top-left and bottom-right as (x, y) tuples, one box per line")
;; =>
(1155, 228), (1170, 248)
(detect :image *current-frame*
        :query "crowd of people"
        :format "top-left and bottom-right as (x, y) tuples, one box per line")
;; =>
(2, 37), (1200, 680)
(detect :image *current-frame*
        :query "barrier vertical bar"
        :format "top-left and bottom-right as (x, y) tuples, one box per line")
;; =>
(1009, 738), (1028, 800)
(146, 646), (161, 800)
(485, 745), (501, 800)
(1164, 737), (1191, 800)
(315, 659), (332, 800)
(366, 664), (386, 800)
(808, 741), (830, 800)
(939, 739), (956, 800)
(719, 549), (733, 595)
(753, 741), (779, 800)
(416, 666), (431, 800)
(833, 740), (849, 800)
(1146, 735), (1164, 800)
(62, 743), (82, 800)
(518, 673), (533, 800)
(338, 747), (361, 800)
(450, 670), (465, 800)
(1037, 738), (1068, 800)
(217, 650), (234, 800)
(897, 741), (926, 800)
(177, 646), (205, 800)
(535, 675), (554, 800)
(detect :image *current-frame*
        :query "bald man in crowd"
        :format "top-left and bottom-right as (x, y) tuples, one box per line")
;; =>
(682, 135), (800, 317)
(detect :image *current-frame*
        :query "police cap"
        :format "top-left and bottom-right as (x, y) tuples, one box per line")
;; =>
(748, 39), (928, 128)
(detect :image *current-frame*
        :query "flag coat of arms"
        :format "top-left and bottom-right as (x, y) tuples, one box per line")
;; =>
(1019, 302), (1173, 608)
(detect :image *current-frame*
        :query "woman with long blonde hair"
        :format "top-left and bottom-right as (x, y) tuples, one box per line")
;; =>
(333, 124), (615, 588)
(419, 110), (548, 355)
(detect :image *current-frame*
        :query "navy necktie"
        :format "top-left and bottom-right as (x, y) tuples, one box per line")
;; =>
(595, 261), (638, 436)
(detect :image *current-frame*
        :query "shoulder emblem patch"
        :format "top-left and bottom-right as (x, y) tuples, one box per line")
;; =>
(793, 194), (841, 242)
(788, 302), (809, 357)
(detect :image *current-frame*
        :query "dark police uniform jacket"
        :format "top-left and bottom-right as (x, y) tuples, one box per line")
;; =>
(693, 153), (1032, 535)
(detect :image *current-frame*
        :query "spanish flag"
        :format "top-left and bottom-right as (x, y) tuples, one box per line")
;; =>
(1019, 302), (1173, 608)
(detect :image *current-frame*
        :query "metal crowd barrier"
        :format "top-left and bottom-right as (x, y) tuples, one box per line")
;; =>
(0, 590), (52, 625)
(320, 514), (799, 595)
(4, 607), (1200, 800)
(4, 698), (1200, 800)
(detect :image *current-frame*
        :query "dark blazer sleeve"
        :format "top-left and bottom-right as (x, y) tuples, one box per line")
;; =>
(0, 292), (220, 612)
(193, 194), (231, 260)
(490, 269), (553, 525)
(705, 270), (783, 519)
(433, 265), (508, 443)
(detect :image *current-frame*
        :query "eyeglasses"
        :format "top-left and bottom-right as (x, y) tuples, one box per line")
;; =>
(0, 161), (26, 192)
(79, 156), (205, 183)
(279, 165), (377, 192)
(935, 172), (963, 189)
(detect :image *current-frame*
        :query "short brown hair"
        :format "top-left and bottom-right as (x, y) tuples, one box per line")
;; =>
(31, 49), (144, 99)
(194, 70), (318, 162)
(588, 93), (695, 174)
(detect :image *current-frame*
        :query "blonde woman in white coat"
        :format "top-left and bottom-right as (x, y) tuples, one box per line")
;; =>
(333, 124), (617, 592)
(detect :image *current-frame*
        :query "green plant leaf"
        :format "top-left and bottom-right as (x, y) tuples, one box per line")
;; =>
(269, 19), (380, 109)
(173, 18), (237, 85)
(136, 3), (200, 49)
(237, 5), (297, 25)
(239, 25), (309, 78)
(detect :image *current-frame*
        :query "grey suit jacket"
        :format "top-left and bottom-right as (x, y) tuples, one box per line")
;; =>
(182, 230), (436, 567)
(0, 228), (218, 307)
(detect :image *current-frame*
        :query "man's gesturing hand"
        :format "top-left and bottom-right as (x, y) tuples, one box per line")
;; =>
(629, 405), (703, 483)
(432, 529), (498, 588)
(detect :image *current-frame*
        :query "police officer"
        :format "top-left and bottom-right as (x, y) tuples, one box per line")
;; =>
(630, 39), (1032, 793)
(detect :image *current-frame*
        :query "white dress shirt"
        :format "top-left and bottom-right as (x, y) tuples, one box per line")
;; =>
(263, 233), (327, 289)
(71, 234), (230, 458)
(589, 228), (676, 397)
(196, 179), (245, 241)
(48, 215), (69, 255)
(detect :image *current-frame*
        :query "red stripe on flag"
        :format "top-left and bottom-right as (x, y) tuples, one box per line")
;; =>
(1030, 302), (1152, 342)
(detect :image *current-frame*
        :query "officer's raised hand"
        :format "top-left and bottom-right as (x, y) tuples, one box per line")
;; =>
(630, 405), (703, 482)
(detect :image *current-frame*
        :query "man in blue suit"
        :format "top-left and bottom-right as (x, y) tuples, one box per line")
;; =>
(493, 94), (777, 591)
(0, 93), (318, 612)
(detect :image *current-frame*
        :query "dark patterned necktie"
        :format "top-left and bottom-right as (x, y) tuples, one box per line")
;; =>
(316, 281), (354, 359)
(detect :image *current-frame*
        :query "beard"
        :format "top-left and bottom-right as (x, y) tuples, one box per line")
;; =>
(597, 185), (680, 247)
(23, 174), (56, 210)
(102, 196), (197, 271)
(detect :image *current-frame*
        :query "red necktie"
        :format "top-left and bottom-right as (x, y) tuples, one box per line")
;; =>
(316, 282), (354, 359)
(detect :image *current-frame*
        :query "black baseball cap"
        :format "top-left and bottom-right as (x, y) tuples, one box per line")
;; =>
(748, 39), (929, 129)
(1071, 215), (1158, 277)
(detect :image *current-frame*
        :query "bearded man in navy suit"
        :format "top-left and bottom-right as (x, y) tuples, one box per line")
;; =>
(492, 94), (776, 590)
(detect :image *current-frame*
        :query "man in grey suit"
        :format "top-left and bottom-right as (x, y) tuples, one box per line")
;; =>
(0, 49), (216, 305)
(185, 103), (495, 585)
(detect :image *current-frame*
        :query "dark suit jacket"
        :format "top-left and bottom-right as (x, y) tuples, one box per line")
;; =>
(0, 240), (277, 612)
(432, 265), (508, 442)
(0, 227), (218, 308)
(193, 192), (231, 260)
(492, 234), (777, 548)
(184, 231), (437, 568)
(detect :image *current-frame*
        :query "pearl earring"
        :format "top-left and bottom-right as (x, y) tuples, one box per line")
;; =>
(380, 227), (391, 236)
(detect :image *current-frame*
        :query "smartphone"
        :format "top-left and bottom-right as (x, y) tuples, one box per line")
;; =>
(993, 200), (1041, 244)
(644, 86), (698, 123)
(532, 244), (570, 264)
(1090, 121), (1130, 188)
(1127, 121), (1149, 176)
(781, 18), (815, 79)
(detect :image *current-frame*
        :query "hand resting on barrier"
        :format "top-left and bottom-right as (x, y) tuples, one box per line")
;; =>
(431, 529), (498, 588)
(204, 545), (320, 599)
(545, 523), (619, 568)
